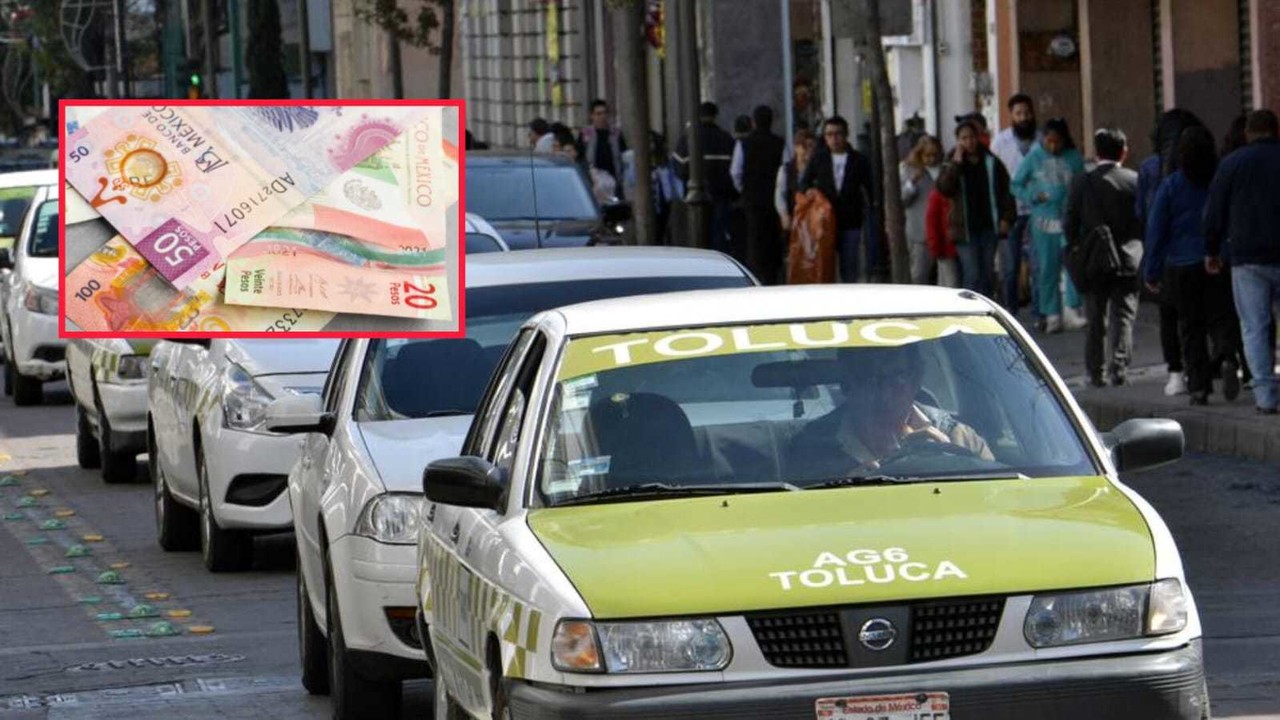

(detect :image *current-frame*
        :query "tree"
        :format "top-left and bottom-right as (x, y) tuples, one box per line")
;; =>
(860, 0), (910, 283)
(354, 0), (452, 97)
(607, 0), (654, 245)
(247, 0), (289, 98)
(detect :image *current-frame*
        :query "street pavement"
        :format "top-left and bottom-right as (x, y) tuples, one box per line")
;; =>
(0, 319), (1278, 717)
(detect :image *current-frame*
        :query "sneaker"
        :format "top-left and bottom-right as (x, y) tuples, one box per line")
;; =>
(1164, 372), (1188, 397)
(1222, 360), (1241, 401)
(1087, 374), (1106, 388)
(1045, 315), (1063, 334)
(1062, 306), (1088, 331)
(1109, 372), (1128, 387)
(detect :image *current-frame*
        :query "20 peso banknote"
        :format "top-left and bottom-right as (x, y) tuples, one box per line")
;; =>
(63, 104), (430, 289)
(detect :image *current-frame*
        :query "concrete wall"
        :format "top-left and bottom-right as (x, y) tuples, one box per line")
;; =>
(935, 0), (974, 141)
(708, 0), (787, 133)
(1256, 0), (1280, 112)
(1170, 0), (1241, 138)
(1081, 0), (1156, 158)
(1015, 0), (1082, 145)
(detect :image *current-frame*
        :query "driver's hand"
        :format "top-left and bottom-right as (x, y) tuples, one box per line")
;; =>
(903, 426), (951, 445)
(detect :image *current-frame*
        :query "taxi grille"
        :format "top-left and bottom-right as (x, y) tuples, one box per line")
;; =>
(746, 597), (1005, 669)
(746, 611), (847, 668)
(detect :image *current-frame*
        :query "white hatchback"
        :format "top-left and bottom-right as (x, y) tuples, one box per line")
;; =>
(1, 178), (61, 405)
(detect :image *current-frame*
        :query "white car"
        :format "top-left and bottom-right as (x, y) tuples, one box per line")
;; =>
(415, 284), (1205, 719)
(1, 178), (60, 406)
(465, 213), (510, 254)
(148, 338), (339, 571)
(263, 248), (756, 719)
(66, 339), (156, 483)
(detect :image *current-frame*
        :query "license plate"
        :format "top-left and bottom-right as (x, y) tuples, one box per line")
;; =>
(815, 691), (950, 720)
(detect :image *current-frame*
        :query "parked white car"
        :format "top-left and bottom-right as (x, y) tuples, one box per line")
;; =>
(264, 247), (756, 718)
(66, 339), (156, 483)
(147, 338), (339, 571)
(465, 213), (510, 254)
(0, 179), (61, 405)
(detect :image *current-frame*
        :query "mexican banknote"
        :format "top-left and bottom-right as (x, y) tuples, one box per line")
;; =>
(64, 104), (431, 289)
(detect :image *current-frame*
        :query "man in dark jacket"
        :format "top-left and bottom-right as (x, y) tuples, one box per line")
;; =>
(1065, 128), (1143, 387)
(673, 102), (738, 254)
(578, 99), (627, 195)
(1204, 109), (1280, 415)
(732, 105), (786, 284)
(800, 115), (875, 283)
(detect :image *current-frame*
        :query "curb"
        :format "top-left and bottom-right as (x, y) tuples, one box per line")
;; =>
(1075, 392), (1280, 464)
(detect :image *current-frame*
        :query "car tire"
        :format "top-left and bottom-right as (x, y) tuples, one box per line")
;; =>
(12, 366), (41, 406)
(151, 423), (198, 552)
(327, 568), (401, 720)
(97, 402), (136, 484)
(76, 405), (102, 469)
(488, 647), (513, 720)
(298, 551), (331, 696)
(3, 356), (13, 396)
(197, 448), (252, 572)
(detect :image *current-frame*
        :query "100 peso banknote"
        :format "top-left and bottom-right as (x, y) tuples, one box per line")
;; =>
(64, 104), (430, 289)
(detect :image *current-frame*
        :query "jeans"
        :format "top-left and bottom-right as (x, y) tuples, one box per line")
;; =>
(1232, 264), (1280, 410)
(908, 241), (932, 284)
(744, 204), (782, 285)
(838, 229), (862, 283)
(1084, 276), (1140, 380)
(1166, 264), (1235, 395)
(956, 230), (998, 297)
(709, 200), (734, 256)
(1000, 215), (1029, 312)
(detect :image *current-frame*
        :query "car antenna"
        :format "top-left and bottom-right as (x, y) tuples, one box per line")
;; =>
(529, 147), (544, 249)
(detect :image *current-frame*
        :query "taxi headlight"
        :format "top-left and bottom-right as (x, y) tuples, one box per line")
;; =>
(22, 283), (58, 315)
(551, 618), (731, 673)
(1024, 579), (1187, 648)
(222, 364), (275, 432)
(354, 494), (424, 545)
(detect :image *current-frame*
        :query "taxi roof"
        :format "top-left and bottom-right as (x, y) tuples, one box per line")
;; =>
(550, 284), (999, 336)
(464, 246), (750, 288)
(0, 168), (56, 189)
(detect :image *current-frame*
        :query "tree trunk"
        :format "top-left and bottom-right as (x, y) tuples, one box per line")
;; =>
(389, 31), (403, 98)
(862, 0), (909, 284)
(609, 0), (653, 245)
(437, 0), (454, 98)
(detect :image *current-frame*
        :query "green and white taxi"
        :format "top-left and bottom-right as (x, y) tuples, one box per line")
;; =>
(66, 338), (155, 483)
(416, 285), (1207, 720)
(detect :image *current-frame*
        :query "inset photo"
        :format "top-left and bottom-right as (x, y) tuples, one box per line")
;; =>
(58, 100), (462, 337)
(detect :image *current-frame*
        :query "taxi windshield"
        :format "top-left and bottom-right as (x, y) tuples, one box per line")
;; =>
(537, 316), (1097, 506)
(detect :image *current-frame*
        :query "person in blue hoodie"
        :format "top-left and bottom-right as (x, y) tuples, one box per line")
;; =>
(1012, 118), (1086, 333)
(1145, 125), (1239, 406)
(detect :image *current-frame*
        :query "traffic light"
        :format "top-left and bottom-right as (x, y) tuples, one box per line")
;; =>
(187, 72), (201, 99)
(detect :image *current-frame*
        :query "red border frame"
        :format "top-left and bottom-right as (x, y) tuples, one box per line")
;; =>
(57, 98), (467, 339)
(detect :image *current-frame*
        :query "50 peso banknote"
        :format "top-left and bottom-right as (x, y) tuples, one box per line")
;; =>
(63, 104), (430, 289)
(64, 235), (334, 333)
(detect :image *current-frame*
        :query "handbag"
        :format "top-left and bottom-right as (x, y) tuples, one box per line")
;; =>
(1064, 172), (1121, 291)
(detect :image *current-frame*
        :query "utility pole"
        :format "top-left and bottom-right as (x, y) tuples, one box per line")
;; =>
(298, 0), (312, 97)
(861, 0), (909, 283)
(678, 0), (708, 249)
(229, 0), (242, 97)
(610, 0), (653, 245)
(389, 32), (403, 98)
(201, 0), (218, 97)
(437, 0), (454, 98)
(113, 0), (129, 97)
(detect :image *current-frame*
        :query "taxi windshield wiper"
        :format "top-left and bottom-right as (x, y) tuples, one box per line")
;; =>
(556, 481), (800, 507)
(809, 470), (1030, 490)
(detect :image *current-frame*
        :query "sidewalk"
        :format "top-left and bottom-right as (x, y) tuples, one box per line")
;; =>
(1026, 300), (1280, 464)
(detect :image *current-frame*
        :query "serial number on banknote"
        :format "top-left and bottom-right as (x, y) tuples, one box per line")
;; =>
(264, 309), (311, 332)
(211, 174), (299, 235)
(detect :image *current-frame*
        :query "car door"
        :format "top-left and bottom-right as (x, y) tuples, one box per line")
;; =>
(164, 340), (216, 499)
(431, 329), (548, 712)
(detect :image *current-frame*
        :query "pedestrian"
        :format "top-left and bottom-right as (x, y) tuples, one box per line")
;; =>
(936, 119), (1015, 296)
(992, 93), (1043, 316)
(955, 112), (992, 148)
(649, 131), (680, 245)
(900, 134), (943, 284)
(774, 128), (816, 235)
(1145, 126), (1239, 405)
(528, 118), (555, 153)
(554, 126), (617, 203)
(672, 101), (738, 254)
(1065, 127), (1143, 387)
(1204, 109), (1280, 415)
(1012, 117), (1086, 333)
(1221, 113), (1268, 390)
(1137, 109), (1204, 396)
(925, 187), (960, 288)
(800, 115), (876, 283)
(578, 99), (627, 196)
(731, 105), (786, 284)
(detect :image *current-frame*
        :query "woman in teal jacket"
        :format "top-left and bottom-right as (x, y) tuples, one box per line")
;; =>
(1011, 118), (1086, 333)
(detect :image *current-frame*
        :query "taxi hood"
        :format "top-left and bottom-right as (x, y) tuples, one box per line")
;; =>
(526, 476), (1156, 619)
(358, 417), (473, 492)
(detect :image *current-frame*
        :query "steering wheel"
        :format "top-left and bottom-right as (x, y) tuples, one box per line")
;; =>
(874, 430), (978, 468)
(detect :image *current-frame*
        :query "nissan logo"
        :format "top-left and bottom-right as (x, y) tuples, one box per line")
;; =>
(858, 618), (898, 651)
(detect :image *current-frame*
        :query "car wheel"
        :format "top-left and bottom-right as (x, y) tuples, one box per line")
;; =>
(76, 405), (102, 469)
(98, 402), (136, 484)
(12, 366), (41, 406)
(433, 672), (466, 720)
(327, 567), (401, 720)
(298, 550), (331, 695)
(489, 650), (513, 720)
(151, 424), (198, 552)
(3, 356), (13, 396)
(197, 448), (252, 572)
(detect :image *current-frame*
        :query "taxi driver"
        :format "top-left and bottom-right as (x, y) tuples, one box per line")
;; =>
(789, 342), (993, 480)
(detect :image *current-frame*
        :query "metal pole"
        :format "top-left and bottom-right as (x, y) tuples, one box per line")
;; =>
(680, 0), (709, 249)
(113, 0), (129, 96)
(781, 0), (793, 154)
(298, 0), (312, 97)
(201, 0), (217, 97)
(228, 0), (242, 97)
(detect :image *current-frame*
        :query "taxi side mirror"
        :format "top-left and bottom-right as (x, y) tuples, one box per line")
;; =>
(264, 394), (333, 435)
(1102, 418), (1183, 473)
(422, 456), (504, 511)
